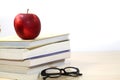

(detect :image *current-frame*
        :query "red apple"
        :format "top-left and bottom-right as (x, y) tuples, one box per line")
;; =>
(14, 9), (41, 40)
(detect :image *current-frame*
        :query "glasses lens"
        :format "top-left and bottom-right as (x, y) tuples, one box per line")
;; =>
(45, 68), (61, 78)
(64, 67), (78, 72)
(64, 67), (81, 77)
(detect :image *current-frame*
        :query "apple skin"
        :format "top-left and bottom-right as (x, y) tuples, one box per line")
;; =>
(14, 13), (41, 40)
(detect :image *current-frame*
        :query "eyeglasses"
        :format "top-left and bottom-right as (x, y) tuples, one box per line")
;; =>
(40, 67), (82, 80)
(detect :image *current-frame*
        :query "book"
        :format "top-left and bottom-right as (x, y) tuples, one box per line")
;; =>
(0, 51), (70, 67)
(0, 72), (40, 80)
(0, 40), (70, 60)
(0, 59), (66, 74)
(0, 78), (15, 80)
(0, 33), (69, 49)
(0, 59), (70, 80)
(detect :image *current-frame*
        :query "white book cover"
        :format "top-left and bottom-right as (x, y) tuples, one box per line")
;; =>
(0, 40), (70, 60)
(0, 33), (69, 49)
(0, 59), (65, 73)
(0, 51), (70, 67)
(0, 60), (70, 80)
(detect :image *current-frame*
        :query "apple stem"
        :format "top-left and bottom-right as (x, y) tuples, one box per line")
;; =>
(27, 9), (29, 14)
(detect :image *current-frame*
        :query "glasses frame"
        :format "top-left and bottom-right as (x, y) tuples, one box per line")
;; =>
(41, 67), (82, 80)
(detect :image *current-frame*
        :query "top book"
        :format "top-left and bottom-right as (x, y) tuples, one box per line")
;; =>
(0, 33), (69, 49)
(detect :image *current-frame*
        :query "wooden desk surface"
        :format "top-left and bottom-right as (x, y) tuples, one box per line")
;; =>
(0, 51), (120, 80)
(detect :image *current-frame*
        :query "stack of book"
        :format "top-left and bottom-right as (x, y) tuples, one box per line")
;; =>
(0, 33), (71, 80)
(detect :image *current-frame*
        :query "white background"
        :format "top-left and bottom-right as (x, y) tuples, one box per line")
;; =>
(0, 0), (120, 52)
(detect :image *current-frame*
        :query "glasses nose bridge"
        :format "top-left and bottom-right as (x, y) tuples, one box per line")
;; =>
(60, 68), (66, 73)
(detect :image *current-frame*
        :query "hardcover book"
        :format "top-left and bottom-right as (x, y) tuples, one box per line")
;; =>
(0, 33), (69, 49)
(0, 52), (70, 67)
(0, 40), (70, 60)
(0, 59), (70, 80)
(0, 59), (66, 74)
